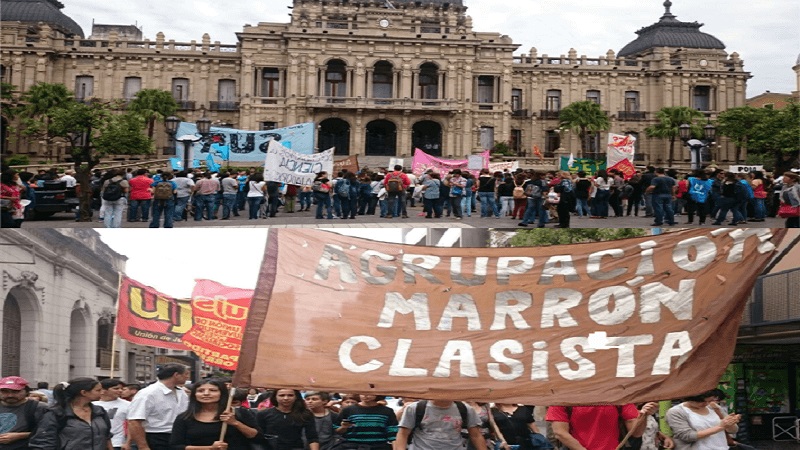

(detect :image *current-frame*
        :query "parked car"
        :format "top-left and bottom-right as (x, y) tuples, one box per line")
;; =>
(26, 180), (79, 219)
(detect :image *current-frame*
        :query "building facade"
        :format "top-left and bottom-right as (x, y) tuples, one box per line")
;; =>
(0, 229), (156, 384)
(2, 0), (751, 168)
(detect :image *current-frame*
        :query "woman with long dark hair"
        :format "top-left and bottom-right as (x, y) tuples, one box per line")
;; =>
(591, 169), (611, 218)
(1, 169), (24, 228)
(170, 378), (258, 450)
(255, 389), (319, 450)
(29, 377), (112, 450)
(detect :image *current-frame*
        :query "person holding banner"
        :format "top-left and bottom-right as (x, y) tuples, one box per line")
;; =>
(255, 389), (319, 450)
(170, 379), (258, 450)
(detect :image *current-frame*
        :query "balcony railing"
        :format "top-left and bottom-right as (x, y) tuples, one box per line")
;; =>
(511, 109), (530, 118)
(539, 110), (561, 120)
(97, 348), (120, 370)
(617, 111), (647, 121)
(209, 101), (239, 111)
(306, 96), (456, 109)
(176, 100), (196, 110)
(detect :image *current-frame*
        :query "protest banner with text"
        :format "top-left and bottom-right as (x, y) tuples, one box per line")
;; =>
(116, 276), (190, 350)
(181, 279), (254, 370)
(234, 228), (785, 405)
(411, 149), (490, 178)
(264, 140), (334, 186)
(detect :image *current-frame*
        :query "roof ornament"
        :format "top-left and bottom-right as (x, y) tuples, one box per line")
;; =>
(660, 0), (677, 21)
(384, 0), (396, 9)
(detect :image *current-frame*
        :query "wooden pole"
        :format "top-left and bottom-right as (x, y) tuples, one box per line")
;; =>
(615, 413), (647, 450)
(110, 271), (124, 379)
(218, 386), (236, 441)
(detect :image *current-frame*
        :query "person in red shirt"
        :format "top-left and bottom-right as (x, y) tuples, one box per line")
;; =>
(547, 402), (657, 450)
(382, 165), (411, 219)
(127, 169), (153, 222)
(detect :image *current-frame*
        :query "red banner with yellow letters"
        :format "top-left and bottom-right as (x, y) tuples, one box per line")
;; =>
(181, 279), (254, 370)
(116, 276), (190, 350)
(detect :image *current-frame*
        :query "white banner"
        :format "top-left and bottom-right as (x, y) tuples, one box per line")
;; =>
(607, 134), (636, 168)
(728, 165), (764, 174)
(488, 160), (519, 173)
(264, 140), (334, 185)
(389, 158), (405, 169)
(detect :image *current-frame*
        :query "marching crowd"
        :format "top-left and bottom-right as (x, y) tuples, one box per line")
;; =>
(1, 367), (748, 450)
(2, 164), (800, 228)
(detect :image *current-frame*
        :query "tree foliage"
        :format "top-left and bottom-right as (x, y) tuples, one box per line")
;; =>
(746, 100), (800, 174)
(558, 101), (610, 154)
(716, 106), (764, 164)
(127, 89), (178, 140)
(1, 82), (19, 121)
(509, 228), (647, 247)
(645, 107), (705, 168)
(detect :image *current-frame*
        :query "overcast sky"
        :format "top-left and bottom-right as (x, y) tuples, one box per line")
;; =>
(61, 0), (798, 98)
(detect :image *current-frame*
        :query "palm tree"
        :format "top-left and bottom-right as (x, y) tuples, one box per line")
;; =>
(18, 82), (75, 157)
(558, 101), (610, 158)
(127, 89), (178, 140)
(645, 107), (704, 167)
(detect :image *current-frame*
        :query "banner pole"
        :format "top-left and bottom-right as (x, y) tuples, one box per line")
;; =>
(615, 413), (646, 450)
(219, 386), (236, 442)
(110, 271), (124, 379)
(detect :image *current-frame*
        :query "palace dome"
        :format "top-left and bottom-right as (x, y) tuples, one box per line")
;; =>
(2, 0), (84, 38)
(619, 1), (724, 57)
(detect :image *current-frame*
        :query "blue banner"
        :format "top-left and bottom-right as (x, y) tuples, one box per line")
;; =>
(175, 122), (316, 165)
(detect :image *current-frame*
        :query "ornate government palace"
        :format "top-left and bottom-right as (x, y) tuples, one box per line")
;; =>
(1, 0), (763, 167)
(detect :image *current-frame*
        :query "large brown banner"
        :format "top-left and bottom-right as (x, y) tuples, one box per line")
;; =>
(234, 228), (785, 405)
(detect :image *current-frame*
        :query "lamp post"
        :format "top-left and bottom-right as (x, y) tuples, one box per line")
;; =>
(679, 121), (716, 170)
(164, 116), (211, 171)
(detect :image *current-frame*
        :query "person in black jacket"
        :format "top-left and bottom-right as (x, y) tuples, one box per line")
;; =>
(256, 389), (319, 450)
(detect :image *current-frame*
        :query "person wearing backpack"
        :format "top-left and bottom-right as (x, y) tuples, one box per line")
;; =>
(394, 400), (487, 450)
(29, 378), (113, 450)
(383, 165), (411, 219)
(518, 172), (547, 227)
(0, 376), (49, 450)
(335, 172), (355, 219)
(685, 170), (712, 225)
(711, 172), (745, 226)
(149, 171), (177, 228)
(546, 403), (657, 450)
(99, 169), (129, 229)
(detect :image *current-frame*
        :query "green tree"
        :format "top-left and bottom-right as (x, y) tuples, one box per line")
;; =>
(558, 101), (610, 156)
(1, 82), (19, 121)
(127, 89), (178, 141)
(46, 100), (153, 220)
(18, 82), (74, 155)
(509, 228), (647, 247)
(716, 106), (765, 164)
(645, 107), (704, 168)
(747, 100), (800, 174)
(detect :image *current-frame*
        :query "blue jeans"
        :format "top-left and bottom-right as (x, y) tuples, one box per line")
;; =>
(173, 196), (190, 221)
(103, 199), (126, 228)
(715, 197), (744, 224)
(332, 194), (342, 217)
(247, 196), (262, 219)
(449, 196), (464, 218)
(576, 197), (590, 216)
(652, 193), (676, 225)
(222, 193), (237, 219)
(236, 190), (247, 211)
(128, 199), (151, 221)
(149, 199), (175, 228)
(520, 197), (546, 226)
(478, 192), (498, 217)
(594, 189), (610, 217)
(298, 191), (312, 210)
(387, 192), (406, 217)
(461, 193), (473, 216)
(423, 197), (442, 217)
(315, 193), (332, 219)
(194, 194), (216, 221)
(753, 197), (766, 220)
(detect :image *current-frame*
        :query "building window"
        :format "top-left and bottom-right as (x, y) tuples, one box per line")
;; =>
(511, 89), (522, 111)
(95, 316), (114, 368)
(510, 129), (522, 153)
(418, 63), (439, 100)
(262, 69), (281, 97)
(693, 86), (711, 111)
(261, 122), (277, 130)
(546, 90), (561, 111)
(372, 61), (393, 100)
(218, 79), (236, 103)
(123, 77), (141, 100)
(479, 126), (494, 150)
(477, 76), (495, 104)
(75, 76), (94, 100)
(325, 60), (347, 98)
(585, 132), (602, 158)
(172, 78), (189, 101)
(586, 90), (601, 105)
(624, 91), (639, 112)
(545, 130), (560, 156)
(0, 65), (8, 83)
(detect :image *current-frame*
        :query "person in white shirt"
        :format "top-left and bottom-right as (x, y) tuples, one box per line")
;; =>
(60, 170), (77, 188)
(128, 364), (190, 450)
(94, 379), (130, 450)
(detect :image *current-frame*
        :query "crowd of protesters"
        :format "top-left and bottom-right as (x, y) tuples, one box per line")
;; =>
(2, 164), (799, 228)
(3, 371), (749, 450)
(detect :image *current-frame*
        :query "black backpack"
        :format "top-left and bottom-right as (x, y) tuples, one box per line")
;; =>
(102, 180), (124, 201)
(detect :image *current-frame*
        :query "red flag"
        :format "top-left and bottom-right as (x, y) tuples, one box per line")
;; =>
(609, 158), (637, 180)
(115, 276), (190, 350)
(533, 145), (543, 160)
(181, 279), (254, 370)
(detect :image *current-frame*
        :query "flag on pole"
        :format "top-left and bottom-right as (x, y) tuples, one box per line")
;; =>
(206, 154), (221, 173)
(567, 152), (576, 168)
(169, 158), (184, 171)
(533, 145), (543, 160)
(115, 275), (190, 350)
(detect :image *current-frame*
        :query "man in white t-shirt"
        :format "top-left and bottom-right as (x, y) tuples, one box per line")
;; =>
(93, 379), (130, 450)
(395, 399), (486, 450)
(128, 363), (190, 450)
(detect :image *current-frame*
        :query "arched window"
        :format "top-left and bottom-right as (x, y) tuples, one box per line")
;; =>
(372, 61), (394, 103)
(325, 60), (347, 100)
(418, 63), (439, 100)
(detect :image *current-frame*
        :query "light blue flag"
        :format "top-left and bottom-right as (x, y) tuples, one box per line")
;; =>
(169, 158), (184, 171)
(206, 154), (221, 173)
(211, 143), (230, 160)
(192, 159), (200, 169)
